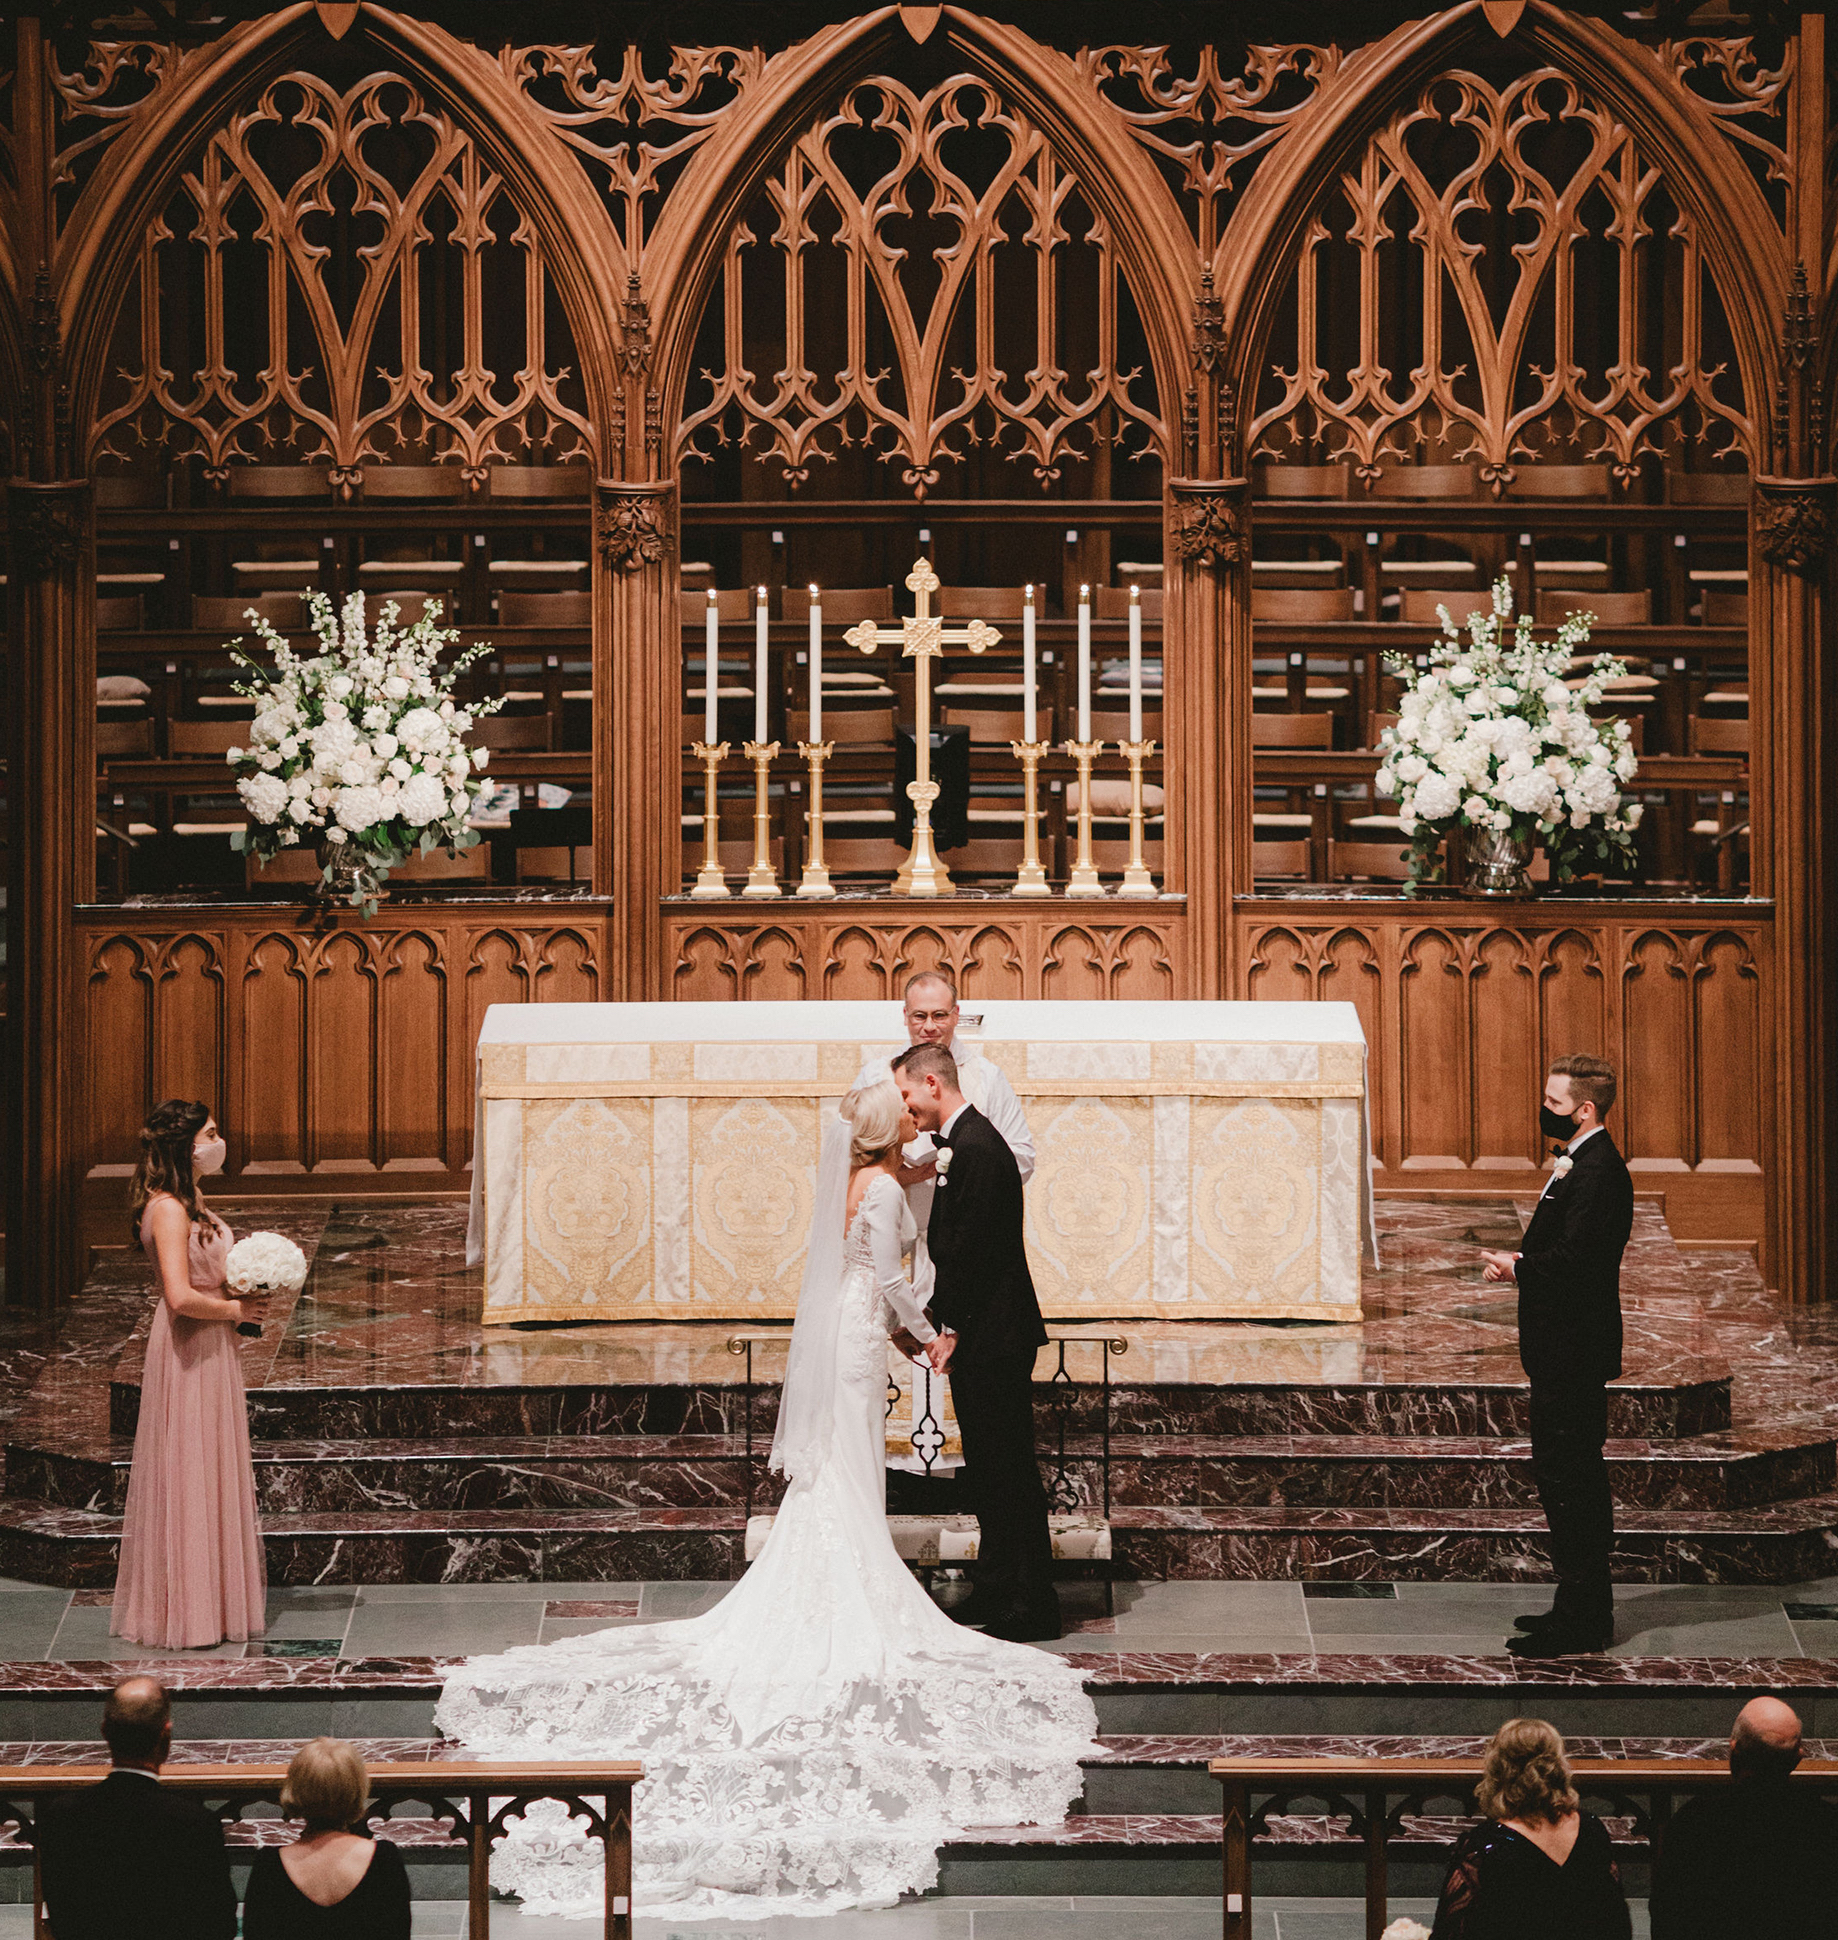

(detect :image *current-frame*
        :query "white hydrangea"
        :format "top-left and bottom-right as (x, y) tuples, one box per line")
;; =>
(239, 772), (289, 824)
(397, 772), (448, 825)
(335, 784), (386, 831)
(396, 707), (444, 749)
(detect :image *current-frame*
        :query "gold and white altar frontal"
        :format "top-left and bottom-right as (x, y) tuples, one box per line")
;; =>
(467, 1001), (1373, 1325)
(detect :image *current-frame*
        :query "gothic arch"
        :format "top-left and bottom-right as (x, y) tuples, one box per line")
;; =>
(54, 5), (630, 469)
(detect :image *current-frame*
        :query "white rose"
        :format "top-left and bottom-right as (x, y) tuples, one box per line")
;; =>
(1397, 754), (1428, 784)
(278, 737), (299, 759)
(472, 747), (490, 772)
(324, 825), (348, 845)
(384, 676), (410, 701)
(448, 752), (469, 780)
(1463, 794), (1492, 822)
(449, 788), (471, 817)
(1374, 766), (1396, 797)
(338, 758), (370, 787)
(439, 700), (455, 720)
(373, 732), (398, 759)
(389, 757), (413, 781)
(1446, 664), (1475, 689)
(328, 675), (353, 699)
(288, 797), (314, 825)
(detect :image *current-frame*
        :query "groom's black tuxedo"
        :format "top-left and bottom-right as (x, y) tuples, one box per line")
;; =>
(927, 1104), (1056, 1632)
(1513, 1127), (1634, 1638)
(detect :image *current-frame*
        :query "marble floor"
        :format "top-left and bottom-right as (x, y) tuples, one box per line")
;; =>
(5, 1571), (1838, 1663)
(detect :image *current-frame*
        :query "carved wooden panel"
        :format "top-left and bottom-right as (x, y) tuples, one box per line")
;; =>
(1238, 902), (1771, 1240)
(77, 908), (612, 1197)
(665, 907), (1185, 1004)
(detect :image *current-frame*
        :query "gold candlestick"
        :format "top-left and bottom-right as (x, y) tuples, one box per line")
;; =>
(1064, 738), (1106, 897)
(845, 560), (1000, 898)
(1009, 739), (1051, 895)
(741, 740), (781, 897)
(689, 740), (730, 898)
(1117, 738), (1158, 898)
(796, 740), (837, 898)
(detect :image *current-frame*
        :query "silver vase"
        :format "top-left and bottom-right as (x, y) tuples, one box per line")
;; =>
(313, 837), (385, 908)
(1463, 825), (1536, 898)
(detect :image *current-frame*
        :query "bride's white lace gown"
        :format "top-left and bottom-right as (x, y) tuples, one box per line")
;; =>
(434, 1170), (1098, 1919)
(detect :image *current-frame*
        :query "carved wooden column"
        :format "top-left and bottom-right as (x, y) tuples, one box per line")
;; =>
(5, 481), (94, 1311)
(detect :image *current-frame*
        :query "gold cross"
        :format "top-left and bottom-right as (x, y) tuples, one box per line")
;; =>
(843, 559), (1001, 896)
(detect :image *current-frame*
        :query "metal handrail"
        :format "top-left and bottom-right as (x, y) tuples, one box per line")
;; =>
(13, 1758), (640, 1940)
(1211, 1754), (1838, 1940)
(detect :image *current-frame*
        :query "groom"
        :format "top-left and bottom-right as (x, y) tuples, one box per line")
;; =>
(893, 1041), (1058, 1643)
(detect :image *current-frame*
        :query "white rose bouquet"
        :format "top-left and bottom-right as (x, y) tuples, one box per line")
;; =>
(224, 1231), (308, 1295)
(1374, 578), (1643, 890)
(226, 591), (502, 910)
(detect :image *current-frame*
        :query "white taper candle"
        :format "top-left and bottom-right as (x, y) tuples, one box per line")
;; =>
(704, 588), (718, 742)
(809, 584), (822, 741)
(1077, 584), (1092, 743)
(754, 586), (769, 744)
(1128, 583), (1143, 743)
(1023, 584), (1037, 743)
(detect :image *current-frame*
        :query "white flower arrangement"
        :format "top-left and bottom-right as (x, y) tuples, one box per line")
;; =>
(933, 1147), (954, 1187)
(224, 1231), (308, 1295)
(1373, 578), (1643, 889)
(226, 592), (502, 909)
(1551, 1153), (1575, 1178)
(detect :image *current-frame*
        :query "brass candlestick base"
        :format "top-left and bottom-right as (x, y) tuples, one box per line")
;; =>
(741, 740), (782, 897)
(796, 740), (837, 898)
(1064, 738), (1106, 897)
(689, 741), (731, 898)
(1009, 739), (1051, 896)
(1117, 738), (1159, 898)
(893, 778), (952, 896)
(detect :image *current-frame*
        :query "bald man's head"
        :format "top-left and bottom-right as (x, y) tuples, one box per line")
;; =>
(102, 1675), (171, 1767)
(1730, 1695), (1803, 1781)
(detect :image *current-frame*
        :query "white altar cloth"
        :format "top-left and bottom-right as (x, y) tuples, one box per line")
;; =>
(467, 1000), (1373, 1325)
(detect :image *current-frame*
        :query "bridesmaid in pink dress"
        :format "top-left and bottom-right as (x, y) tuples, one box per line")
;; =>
(113, 1098), (268, 1649)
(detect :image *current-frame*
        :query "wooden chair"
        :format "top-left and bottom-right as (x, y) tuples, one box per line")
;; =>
(1666, 470), (1749, 504)
(487, 465), (592, 500)
(1253, 586), (1356, 623)
(1095, 587), (1165, 620)
(1090, 839), (1165, 873)
(226, 465), (331, 500)
(499, 590), (592, 626)
(806, 836), (898, 877)
(941, 838), (1030, 877)
(1535, 588), (1652, 626)
(392, 843), (493, 881)
(937, 587), (1025, 620)
(168, 718), (250, 756)
(1331, 839), (1413, 881)
(1086, 708), (1161, 745)
(359, 465), (468, 500)
(245, 846), (323, 887)
(789, 707), (897, 748)
(1504, 465), (1610, 499)
(96, 717), (154, 758)
(1366, 711), (1399, 748)
(680, 588), (761, 625)
(516, 844), (590, 882)
(95, 475), (165, 509)
(192, 591), (304, 631)
(96, 594), (144, 630)
(1400, 586), (1491, 627)
(782, 587), (893, 623)
(1250, 712), (1333, 749)
(473, 713), (552, 751)
(941, 705), (1042, 745)
(1701, 589), (1749, 627)
(1369, 464), (1478, 499)
(1252, 462), (1349, 498)
(1251, 839), (1311, 878)
(1690, 715), (1750, 755)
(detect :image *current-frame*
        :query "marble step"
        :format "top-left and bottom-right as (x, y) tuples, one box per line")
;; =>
(2, 1487), (1837, 1592)
(1, 1653), (1833, 1745)
(12, 1424), (1824, 1517)
(110, 1373), (1732, 1444)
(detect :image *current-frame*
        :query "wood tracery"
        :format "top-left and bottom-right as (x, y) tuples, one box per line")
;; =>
(1248, 64), (1757, 487)
(678, 70), (1169, 497)
(87, 63), (595, 485)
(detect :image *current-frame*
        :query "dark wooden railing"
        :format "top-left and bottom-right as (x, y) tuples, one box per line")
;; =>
(6, 1759), (640, 1940)
(1212, 1754), (1838, 1940)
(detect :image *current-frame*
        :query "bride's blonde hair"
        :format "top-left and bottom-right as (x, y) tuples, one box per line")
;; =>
(841, 1078), (905, 1168)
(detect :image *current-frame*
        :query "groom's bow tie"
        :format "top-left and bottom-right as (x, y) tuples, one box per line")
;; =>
(933, 1131), (952, 1148)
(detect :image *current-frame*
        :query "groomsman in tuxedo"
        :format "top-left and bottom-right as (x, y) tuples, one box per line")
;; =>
(1482, 1053), (1633, 1657)
(894, 1042), (1058, 1642)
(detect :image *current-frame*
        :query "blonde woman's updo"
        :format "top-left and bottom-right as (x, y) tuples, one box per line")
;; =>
(841, 1077), (905, 1168)
(1474, 1718), (1578, 1825)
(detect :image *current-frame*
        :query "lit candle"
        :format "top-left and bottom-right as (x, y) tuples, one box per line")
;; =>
(809, 584), (822, 742)
(1077, 583), (1092, 743)
(1128, 583), (1143, 743)
(704, 588), (718, 742)
(754, 586), (769, 744)
(1023, 584), (1037, 743)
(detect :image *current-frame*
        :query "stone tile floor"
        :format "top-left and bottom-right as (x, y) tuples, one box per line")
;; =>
(9, 1572), (1838, 1664)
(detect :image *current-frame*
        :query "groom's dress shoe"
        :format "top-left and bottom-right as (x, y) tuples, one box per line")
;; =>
(1504, 1625), (1612, 1659)
(1513, 1609), (1558, 1633)
(982, 1612), (1063, 1644)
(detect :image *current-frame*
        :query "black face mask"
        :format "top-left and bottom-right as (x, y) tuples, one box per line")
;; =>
(1539, 1104), (1578, 1142)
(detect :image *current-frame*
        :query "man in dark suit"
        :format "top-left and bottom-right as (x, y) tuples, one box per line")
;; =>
(1482, 1052), (1633, 1657)
(893, 1040), (1058, 1642)
(39, 1674), (237, 1940)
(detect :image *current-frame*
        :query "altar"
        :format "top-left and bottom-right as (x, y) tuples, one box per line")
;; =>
(467, 1001), (1373, 1325)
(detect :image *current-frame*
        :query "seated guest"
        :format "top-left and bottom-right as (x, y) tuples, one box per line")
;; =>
(1431, 1717), (1630, 1940)
(242, 1737), (410, 1939)
(39, 1674), (236, 1940)
(1649, 1695), (1838, 1940)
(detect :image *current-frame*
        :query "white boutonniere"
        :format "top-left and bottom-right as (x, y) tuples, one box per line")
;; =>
(934, 1147), (953, 1188)
(1551, 1154), (1574, 1179)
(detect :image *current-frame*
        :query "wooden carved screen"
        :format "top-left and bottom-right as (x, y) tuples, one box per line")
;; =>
(76, 42), (595, 487)
(1246, 49), (1773, 482)
(679, 60), (1170, 501)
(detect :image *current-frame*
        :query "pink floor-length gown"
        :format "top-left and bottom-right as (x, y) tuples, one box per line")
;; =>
(111, 1198), (267, 1648)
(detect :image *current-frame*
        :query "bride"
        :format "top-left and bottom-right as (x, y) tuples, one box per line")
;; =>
(434, 1077), (1098, 1919)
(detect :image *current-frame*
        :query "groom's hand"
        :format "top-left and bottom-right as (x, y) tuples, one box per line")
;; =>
(896, 1157), (937, 1187)
(1480, 1249), (1518, 1283)
(926, 1332), (956, 1373)
(891, 1328), (924, 1360)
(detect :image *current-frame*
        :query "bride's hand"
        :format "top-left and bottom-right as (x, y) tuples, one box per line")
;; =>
(890, 1328), (925, 1360)
(895, 1157), (936, 1187)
